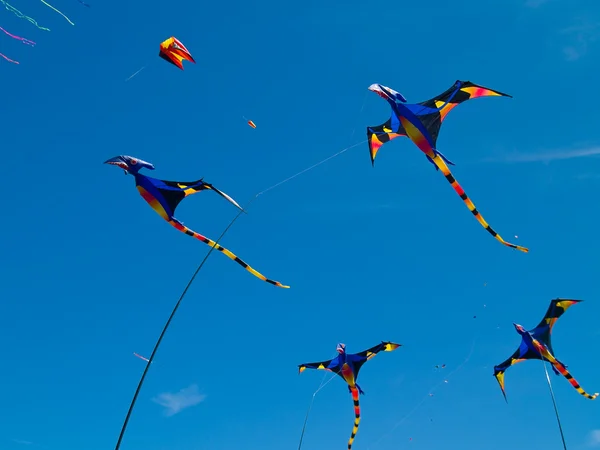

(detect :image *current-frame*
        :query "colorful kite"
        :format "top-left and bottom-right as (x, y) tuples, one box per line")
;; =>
(493, 298), (598, 401)
(367, 80), (528, 253)
(247, 120), (256, 129)
(159, 36), (195, 70)
(104, 155), (289, 288)
(298, 342), (401, 449)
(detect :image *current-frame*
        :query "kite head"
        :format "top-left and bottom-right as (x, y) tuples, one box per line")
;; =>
(336, 343), (346, 354)
(513, 323), (527, 336)
(104, 155), (155, 175)
(368, 83), (408, 104)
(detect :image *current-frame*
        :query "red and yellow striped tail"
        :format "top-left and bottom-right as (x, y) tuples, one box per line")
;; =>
(348, 387), (361, 450)
(431, 154), (528, 253)
(169, 219), (290, 288)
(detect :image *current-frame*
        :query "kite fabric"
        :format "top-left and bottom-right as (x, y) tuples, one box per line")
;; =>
(493, 299), (599, 401)
(159, 36), (195, 70)
(367, 80), (528, 253)
(104, 155), (289, 288)
(298, 342), (401, 449)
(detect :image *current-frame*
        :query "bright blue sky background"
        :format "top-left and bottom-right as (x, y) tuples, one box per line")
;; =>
(2, 0), (600, 449)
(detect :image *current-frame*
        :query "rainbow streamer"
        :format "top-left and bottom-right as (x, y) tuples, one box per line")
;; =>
(0, 52), (19, 64)
(40, 0), (75, 26)
(0, 26), (36, 46)
(0, 0), (50, 31)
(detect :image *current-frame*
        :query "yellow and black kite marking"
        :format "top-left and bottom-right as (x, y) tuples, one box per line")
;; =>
(494, 298), (598, 401)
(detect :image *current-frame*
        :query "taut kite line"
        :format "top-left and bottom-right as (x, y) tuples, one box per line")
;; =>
(367, 80), (528, 253)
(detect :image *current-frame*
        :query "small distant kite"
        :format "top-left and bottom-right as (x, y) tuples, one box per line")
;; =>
(367, 80), (528, 253)
(78, 0), (90, 6)
(298, 342), (401, 450)
(494, 298), (599, 401)
(159, 36), (195, 70)
(243, 116), (256, 129)
(104, 155), (289, 288)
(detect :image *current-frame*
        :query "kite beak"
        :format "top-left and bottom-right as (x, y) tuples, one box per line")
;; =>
(336, 343), (346, 354)
(104, 156), (130, 172)
(368, 83), (407, 103)
(513, 323), (525, 334)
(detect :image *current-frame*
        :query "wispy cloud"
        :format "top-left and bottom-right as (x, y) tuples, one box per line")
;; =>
(588, 430), (600, 447)
(12, 440), (33, 446)
(560, 20), (600, 61)
(486, 146), (600, 163)
(152, 384), (206, 417)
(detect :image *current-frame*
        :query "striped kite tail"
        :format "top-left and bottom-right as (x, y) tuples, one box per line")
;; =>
(169, 219), (290, 289)
(431, 154), (529, 253)
(347, 387), (361, 450)
(551, 360), (598, 400)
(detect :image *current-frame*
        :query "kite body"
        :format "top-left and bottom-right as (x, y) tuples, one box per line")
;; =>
(104, 155), (289, 288)
(299, 342), (400, 449)
(367, 80), (528, 253)
(494, 299), (598, 401)
(159, 36), (195, 70)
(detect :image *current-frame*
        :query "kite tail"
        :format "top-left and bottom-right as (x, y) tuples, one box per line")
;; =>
(430, 154), (528, 253)
(547, 359), (598, 400)
(168, 219), (290, 289)
(347, 387), (361, 450)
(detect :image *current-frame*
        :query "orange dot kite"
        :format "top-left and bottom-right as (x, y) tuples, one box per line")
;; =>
(159, 36), (195, 70)
(247, 120), (256, 129)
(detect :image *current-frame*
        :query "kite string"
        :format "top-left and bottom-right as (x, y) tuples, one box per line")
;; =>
(367, 336), (478, 450)
(113, 200), (253, 450)
(114, 93), (367, 449)
(297, 371), (339, 450)
(541, 359), (568, 450)
(256, 139), (367, 197)
(257, 90), (369, 197)
(368, 289), (490, 449)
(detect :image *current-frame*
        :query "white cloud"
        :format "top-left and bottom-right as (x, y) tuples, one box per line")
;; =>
(12, 440), (33, 446)
(560, 21), (600, 61)
(486, 146), (600, 163)
(588, 430), (600, 446)
(152, 384), (206, 417)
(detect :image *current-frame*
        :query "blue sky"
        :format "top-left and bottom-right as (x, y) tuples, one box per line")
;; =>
(2, 0), (600, 448)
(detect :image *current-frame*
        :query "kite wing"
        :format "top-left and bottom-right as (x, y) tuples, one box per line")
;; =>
(348, 341), (401, 378)
(531, 299), (582, 350)
(136, 176), (242, 219)
(493, 341), (540, 401)
(134, 175), (288, 288)
(159, 36), (195, 70)
(298, 357), (341, 374)
(367, 80), (511, 165)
